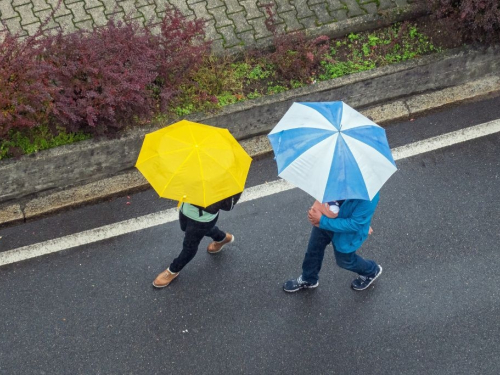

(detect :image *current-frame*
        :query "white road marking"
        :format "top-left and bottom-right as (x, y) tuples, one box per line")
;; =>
(1, 119), (500, 266)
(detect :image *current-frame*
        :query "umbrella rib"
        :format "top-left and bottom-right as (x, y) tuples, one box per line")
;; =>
(136, 146), (193, 166)
(200, 149), (244, 191)
(160, 148), (196, 198)
(195, 148), (207, 207)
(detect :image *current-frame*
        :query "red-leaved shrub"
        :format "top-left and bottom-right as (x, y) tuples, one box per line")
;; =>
(149, 8), (212, 112)
(261, 2), (330, 83)
(269, 33), (331, 83)
(427, 0), (500, 43)
(43, 19), (158, 136)
(0, 30), (54, 138)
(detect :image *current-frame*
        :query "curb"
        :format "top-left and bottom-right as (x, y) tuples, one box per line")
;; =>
(2, 73), (500, 228)
(2, 42), (500, 228)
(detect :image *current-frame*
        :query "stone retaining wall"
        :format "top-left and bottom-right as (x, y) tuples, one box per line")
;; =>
(1, 45), (499, 205)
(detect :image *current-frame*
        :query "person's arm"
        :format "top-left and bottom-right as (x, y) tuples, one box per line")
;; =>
(311, 200), (338, 219)
(319, 199), (377, 233)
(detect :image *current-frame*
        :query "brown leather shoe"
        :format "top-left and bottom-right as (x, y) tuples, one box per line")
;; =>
(152, 268), (179, 288)
(207, 233), (234, 254)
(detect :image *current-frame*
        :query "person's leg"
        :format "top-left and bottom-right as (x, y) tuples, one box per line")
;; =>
(206, 217), (234, 254)
(334, 249), (382, 291)
(169, 217), (212, 273)
(301, 226), (334, 284)
(283, 226), (333, 292)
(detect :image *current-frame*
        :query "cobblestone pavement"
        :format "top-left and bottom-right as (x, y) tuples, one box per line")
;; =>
(1, 0), (417, 52)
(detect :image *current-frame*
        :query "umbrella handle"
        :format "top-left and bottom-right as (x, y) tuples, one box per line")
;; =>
(177, 195), (187, 210)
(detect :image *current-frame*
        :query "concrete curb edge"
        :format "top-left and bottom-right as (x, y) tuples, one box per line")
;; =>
(2, 72), (500, 228)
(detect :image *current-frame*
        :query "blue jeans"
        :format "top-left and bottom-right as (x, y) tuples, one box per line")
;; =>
(301, 226), (377, 284)
(169, 211), (226, 273)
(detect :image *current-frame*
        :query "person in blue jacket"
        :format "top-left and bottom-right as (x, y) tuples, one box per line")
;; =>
(283, 193), (382, 292)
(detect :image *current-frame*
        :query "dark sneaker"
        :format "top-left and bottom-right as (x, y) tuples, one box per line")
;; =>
(283, 275), (319, 293)
(351, 265), (383, 291)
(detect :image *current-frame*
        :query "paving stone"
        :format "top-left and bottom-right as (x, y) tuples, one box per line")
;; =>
(236, 29), (256, 45)
(203, 18), (219, 40)
(52, 2), (72, 17)
(35, 8), (60, 27)
(227, 11), (252, 33)
(307, 0), (325, 6)
(54, 13), (77, 32)
(343, 0), (365, 17)
(135, 0), (154, 6)
(2, 17), (26, 35)
(328, 0), (345, 10)
(361, 2), (377, 14)
(66, 2), (92, 21)
(279, 10), (303, 32)
(84, 0), (103, 9)
(116, 0), (141, 19)
(298, 16), (318, 29)
(217, 24), (242, 47)
(247, 17), (273, 39)
(209, 6), (233, 28)
(0, 3), (18, 19)
(310, 3), (335, 25)
(240, 0), (264, 19)
(206, 0), (224, 9)
(87, 6), (108, 26)
(31, 0), (51, 12)
(137, 4), (158, 23)
(167, 0), (194, 16)
(12, 0), (32, 6)
(74, 18), (94, 30)
(290, 0), (313, 18)
(332, 8), (347, 21)
(393, 0), (409, 6)
(223, 0), (243, 14)
(16, 4), (38, 25)
(210, 38), (225, 51)
(102, 3), (123, 15)
(378, 0), (394, 11)
(22, 21), (42, 34)
(275, 0), (294, 13)
(189, 1), (213, 22)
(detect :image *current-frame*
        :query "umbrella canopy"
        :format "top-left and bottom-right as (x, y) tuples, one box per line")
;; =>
(136, 120), (252, 207)
(268, 101), (397, 202)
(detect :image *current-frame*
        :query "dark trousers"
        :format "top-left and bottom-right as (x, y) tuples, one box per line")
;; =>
(301, 226), (377, 284)
(169, 211), (226, 273)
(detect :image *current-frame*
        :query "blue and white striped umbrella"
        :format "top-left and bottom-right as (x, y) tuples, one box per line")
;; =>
(268, 101), (397, 202)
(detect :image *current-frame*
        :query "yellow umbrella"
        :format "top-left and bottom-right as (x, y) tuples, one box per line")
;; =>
(135, 120), (252, 207)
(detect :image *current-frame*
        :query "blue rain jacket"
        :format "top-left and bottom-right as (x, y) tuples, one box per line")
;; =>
(318, 192), (380, 253)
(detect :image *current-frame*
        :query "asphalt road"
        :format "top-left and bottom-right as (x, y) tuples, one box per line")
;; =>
(1, 96), (500, 374)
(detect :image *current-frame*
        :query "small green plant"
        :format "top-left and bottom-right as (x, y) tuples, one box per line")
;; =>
(216, 93), (240, 106)
(247, 65), (272, 80)
(290, 80), (304, 89)
(173, 104), (195, 116)
(0, 125), (90, 160)
(348, 33), (360, 41)
(246, 90), (262, 99)
(267, 84), (287, 95)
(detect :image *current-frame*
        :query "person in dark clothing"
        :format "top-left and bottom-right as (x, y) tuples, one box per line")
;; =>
(153, 194), (240, 288)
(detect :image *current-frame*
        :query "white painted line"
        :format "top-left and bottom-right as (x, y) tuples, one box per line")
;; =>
(0, 180), (295, 266)
(1, 119), (500, 266)
(391, 119), (500, 160)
